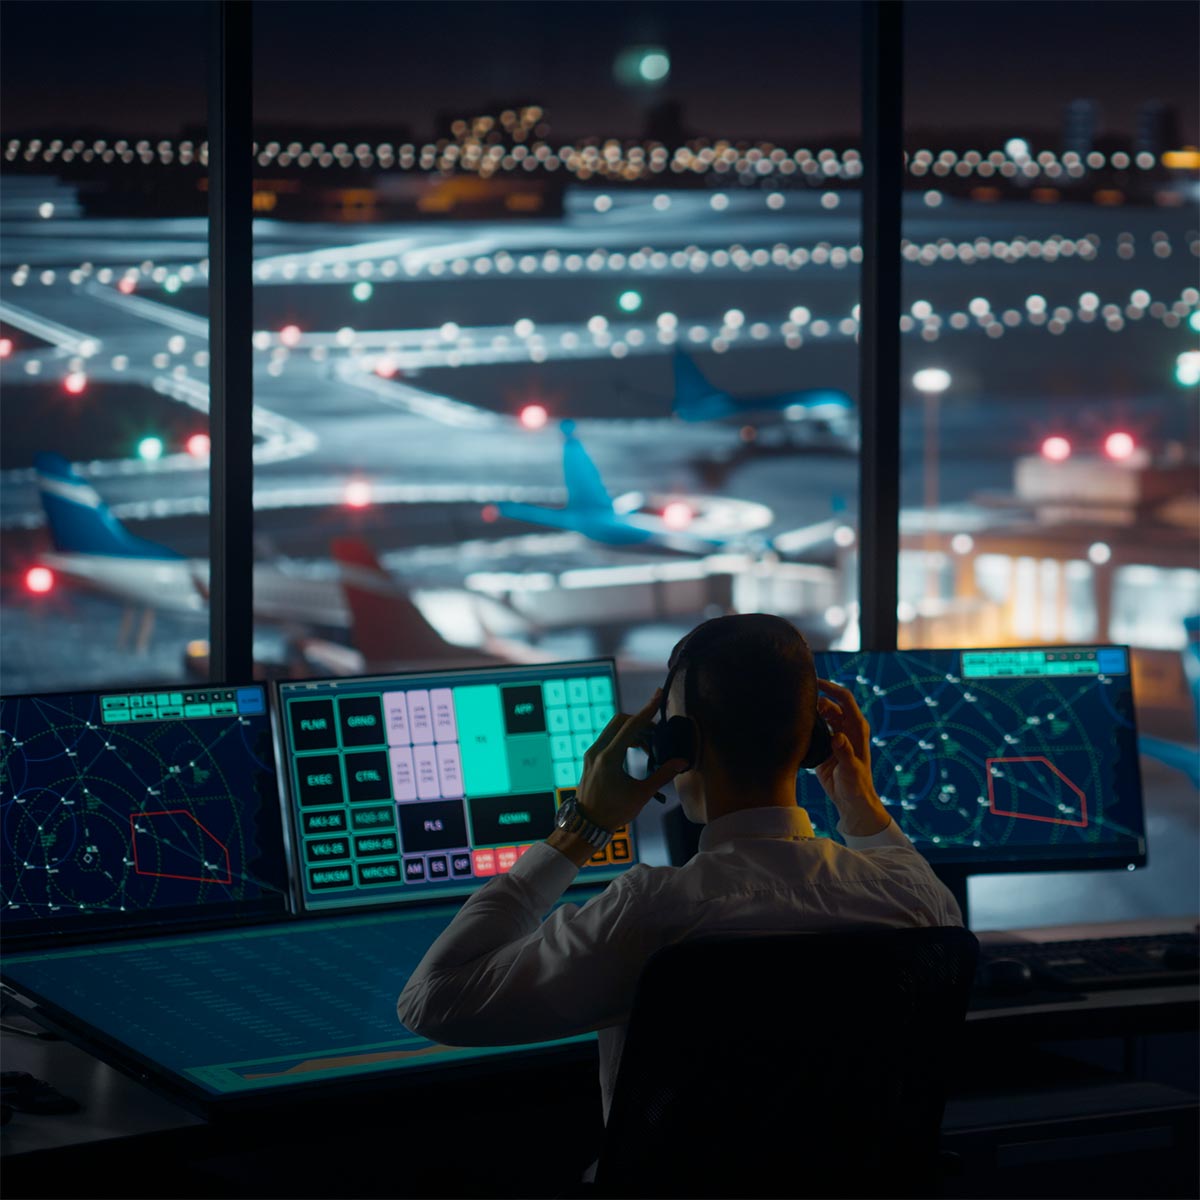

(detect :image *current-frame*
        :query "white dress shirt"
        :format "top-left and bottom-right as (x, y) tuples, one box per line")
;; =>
(397, 805), (963, 1123)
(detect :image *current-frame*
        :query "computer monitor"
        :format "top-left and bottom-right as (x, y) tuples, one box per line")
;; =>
(797, 645), (1147, 883)
(0, 683), (289, 944)
(274, 659), (636, 912)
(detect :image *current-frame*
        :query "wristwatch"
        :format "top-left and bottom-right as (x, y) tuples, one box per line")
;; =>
(554, 795), (613, 851)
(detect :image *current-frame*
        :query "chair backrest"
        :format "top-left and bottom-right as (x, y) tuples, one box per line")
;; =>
(594, 925), (979, 1199)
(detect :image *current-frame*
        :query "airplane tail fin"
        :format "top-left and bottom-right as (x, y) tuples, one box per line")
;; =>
(1184, 614), (1200, 734)
(34, 452), (181, 559)
(561, 420), (614, 514)
(331, 537), (453, 667)
(671, 349), (719, 419)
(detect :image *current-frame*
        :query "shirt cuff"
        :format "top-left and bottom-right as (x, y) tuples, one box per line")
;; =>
(838, 812), (914, 850)
(503, 840), (581, 909)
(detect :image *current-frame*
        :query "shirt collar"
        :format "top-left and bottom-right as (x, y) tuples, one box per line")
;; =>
(698, 805), (816, 852)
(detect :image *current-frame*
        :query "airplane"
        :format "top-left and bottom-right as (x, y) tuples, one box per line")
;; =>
(494, 420), (748, 555)
(28, 452), (540, 673)
(1137, 614), (1200, 787)
(670, 348), (854, 429)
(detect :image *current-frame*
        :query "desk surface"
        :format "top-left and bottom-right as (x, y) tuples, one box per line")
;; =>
(2, 915), (1196, 1161)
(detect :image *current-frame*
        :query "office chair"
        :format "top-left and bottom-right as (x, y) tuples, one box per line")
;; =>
(591, 925), (979, 1199)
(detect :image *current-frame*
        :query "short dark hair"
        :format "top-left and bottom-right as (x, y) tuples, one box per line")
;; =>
(666, 613), (818, 787)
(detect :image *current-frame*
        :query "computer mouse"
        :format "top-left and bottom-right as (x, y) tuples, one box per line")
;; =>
(981, 957), (1035, 994)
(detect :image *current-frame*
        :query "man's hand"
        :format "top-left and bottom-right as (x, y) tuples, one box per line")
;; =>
(576, 690), (688, 832)
(814, 678), (890, 837)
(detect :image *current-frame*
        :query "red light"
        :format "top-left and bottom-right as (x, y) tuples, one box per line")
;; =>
(662, 501), (694, 530)
(481, 504), (500, 523)
(280, 324), (302, 348)
(519, 403), (548, 430)
(64, 372), (87, 395)
(117, 277), (136, 295)
(25, 566), (54, 595)
(0, 337), (12, 359)
(1104, 431), (1136, 460)
(1040, 435), (1071, 462)
(186, 433), (211, 459)
(344, 480), (372, 509)
(374, 359), (398, 379)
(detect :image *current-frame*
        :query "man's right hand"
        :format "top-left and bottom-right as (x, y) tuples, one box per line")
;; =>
(814, 679), (890, 837)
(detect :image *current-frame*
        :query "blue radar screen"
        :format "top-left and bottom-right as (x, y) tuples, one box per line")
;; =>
(798, 647), (1146, 867)
(1, 685), (289, 940)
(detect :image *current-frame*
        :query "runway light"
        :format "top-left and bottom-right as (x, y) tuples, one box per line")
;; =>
(617, 290), (642, 313)
(344, 479), (372, 509)
(64, 371), (87, 395)
(833, 525), (857, 548)
(186, 433), (211, 459)
(374, 359), (398, 378)
(1104, 431), (1136, 460)
(280, 324), (302, 347)
(637, 51), (670, 82)
(661, 501), (693, 530)
(1177, 351), (1200, 386)
(0, 337), (12, 358)
(1189, 311), (1200, 333)
(912, 368), (952, 394)
(118, 276), (137, 295)
(951, 533), (975, 555)
(25, 566), (54, 594)
(519, 403), (548, 430)
(481, 503), (500, 523)
(137, 436), (164, 462)
(1005, 138), (1030, 160)
(37, 202), (54, 219)
(164, 275), (181, 294)
(1088, 542), (1113, 565)
(352, 281), (373, 302)
(1040, 435), (1072, 462)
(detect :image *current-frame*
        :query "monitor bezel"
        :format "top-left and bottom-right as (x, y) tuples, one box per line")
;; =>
(0, 680), (294, 951)
(806, 643), (1148, 874)
(271, 657), (635, 916)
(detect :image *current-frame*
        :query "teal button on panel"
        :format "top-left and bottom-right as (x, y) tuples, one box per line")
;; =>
(543, 680), (567, 708)
(588, 676), (613, 704)
(547, 708), (570, 735)
(567, 678), (590, 707)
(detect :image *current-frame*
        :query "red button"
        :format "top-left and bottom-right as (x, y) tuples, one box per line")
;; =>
(472, 849), (496, 876)
(497, 847), (519, 873)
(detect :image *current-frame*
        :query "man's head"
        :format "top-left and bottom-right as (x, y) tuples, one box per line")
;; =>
(660, 613), (819, 822)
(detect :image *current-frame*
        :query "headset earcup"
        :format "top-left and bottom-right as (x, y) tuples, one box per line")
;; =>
(799, 715), (834, 769)
(651, 715), (699, 772)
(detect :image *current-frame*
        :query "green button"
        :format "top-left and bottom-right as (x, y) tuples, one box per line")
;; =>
(185, 703), (212, 718)
(588, 676), (613, 704)
(543, 680), (567, 708)
(159, 707), (184, 719)
(132, 709), (158, 721)
(212, 702), (238, 716)
(170, 693), (183, 706)
(567, 678), (590, 707)
(553, 761), (577, 789)
(547, 708), (570, 735)
(550, 734), (574, 761)
(101, 696), (126, 710)
(104, 709), (131, 723)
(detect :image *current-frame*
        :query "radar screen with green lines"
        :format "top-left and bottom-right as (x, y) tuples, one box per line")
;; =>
(798, 646), (1147, 871)
(1, 685), (289, 944)
(275, 660), (634, 912)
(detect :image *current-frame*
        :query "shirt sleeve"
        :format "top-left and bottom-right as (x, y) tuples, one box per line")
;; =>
(396, 842), (654, 1046)
(837, 814), (964, 926)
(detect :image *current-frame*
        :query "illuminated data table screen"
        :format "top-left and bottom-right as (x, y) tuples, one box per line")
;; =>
(0, 685), (288, 942)
(276, 661), (635, 912)
(797, 646), (1146, 869)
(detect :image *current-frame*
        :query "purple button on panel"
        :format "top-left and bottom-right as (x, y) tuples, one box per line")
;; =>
(389, 745), (417, 802)
(431, 688), (457, 743)
(383, 691), (411, 746)
(407, 690), (433, 745)
(436, 743), (463, 798)
(413, 744), (440, 800)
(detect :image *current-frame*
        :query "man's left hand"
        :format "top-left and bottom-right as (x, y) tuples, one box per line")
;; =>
(576, 690), (688, 831)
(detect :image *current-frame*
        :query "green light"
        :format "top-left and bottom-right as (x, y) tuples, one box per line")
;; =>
(1189, 311), (1200, 333)
(352, 281), (373, 302)
(617, 290), (643, 313)
(638, 51), (670, 82)
(137, 436), (164, 462)
(164, 276), (181, 294)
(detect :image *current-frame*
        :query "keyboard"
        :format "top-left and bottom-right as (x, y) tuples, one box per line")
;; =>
(984, 931), (1200, 991)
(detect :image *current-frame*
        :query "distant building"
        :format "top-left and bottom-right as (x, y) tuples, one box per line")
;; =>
(1062, 99), (1100, 157)
(1136, 101), (1182, 158)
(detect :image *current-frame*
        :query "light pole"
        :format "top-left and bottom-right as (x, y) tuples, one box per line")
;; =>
(912, 368), (952, 603)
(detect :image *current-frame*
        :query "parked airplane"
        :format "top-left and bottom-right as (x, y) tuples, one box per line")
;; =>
(30, 452), (537, 672)
(670, 348), (854, 427)
(495, 420), (747, 554)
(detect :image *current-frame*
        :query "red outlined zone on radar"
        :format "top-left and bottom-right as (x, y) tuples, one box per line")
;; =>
(129, 810), (233, 883)
(985, 757), (1088, 828)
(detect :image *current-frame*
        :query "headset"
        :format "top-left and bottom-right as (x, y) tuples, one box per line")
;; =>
(644, 618), (834, 797)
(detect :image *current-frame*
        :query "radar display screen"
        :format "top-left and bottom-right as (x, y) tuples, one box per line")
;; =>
(1, 685), (289, 943)
(276, 660), (635, 912)
(799, 646), (1146, 869)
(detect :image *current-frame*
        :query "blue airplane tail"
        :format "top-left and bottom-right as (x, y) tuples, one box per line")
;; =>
(560, 419), (614, 513)
(671, 350), (723, 421)
(34, 453), (182, 560)
(1136, 614), (1200, 785)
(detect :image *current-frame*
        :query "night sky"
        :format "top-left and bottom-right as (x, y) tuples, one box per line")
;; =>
(1, 0), (1196, 143)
